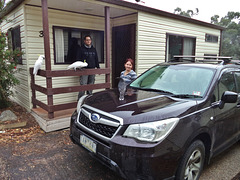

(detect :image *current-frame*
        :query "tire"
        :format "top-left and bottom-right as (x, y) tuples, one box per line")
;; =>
(175, 140), (205, 180)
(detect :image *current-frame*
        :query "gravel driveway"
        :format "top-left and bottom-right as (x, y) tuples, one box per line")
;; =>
(200, 142), (240, 180)
(0, 129), (239, 180)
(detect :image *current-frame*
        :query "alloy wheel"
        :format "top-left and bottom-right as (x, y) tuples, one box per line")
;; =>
(184, 149), (203, 180)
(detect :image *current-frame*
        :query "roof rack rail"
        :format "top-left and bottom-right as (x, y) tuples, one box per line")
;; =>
(173, 55), (233, 64)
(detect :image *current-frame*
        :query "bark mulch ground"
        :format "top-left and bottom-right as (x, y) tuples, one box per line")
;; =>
(0, 102), (123, 180)
(0, 102), (42, 144)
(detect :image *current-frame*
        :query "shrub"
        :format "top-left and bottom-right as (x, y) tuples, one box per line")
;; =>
(0, 30), (23, 108)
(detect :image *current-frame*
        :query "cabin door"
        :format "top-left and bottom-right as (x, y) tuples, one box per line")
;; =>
(112, 24), (136, 88)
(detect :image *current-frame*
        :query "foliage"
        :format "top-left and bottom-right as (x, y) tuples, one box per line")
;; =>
(0, 30), (23, 108)
(0, 0), (23, 108)
(0, 0), (6, 24)
(0, 0), (5, 11)
(211, 12), (240, 59)
(174, 7), (199, 18)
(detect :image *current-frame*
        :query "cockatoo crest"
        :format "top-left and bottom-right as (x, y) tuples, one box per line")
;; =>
(67, 61), (88, 71)
(33, 55), (45, 75)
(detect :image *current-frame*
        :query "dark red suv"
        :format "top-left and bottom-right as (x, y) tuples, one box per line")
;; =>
(70, 60), (240, 180)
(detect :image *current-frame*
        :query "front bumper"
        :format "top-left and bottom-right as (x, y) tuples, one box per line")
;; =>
(70, 131), (127, 179)
(70, 112), (180, 180)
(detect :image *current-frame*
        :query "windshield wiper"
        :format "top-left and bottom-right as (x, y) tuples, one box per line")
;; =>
(135, 87), (173, 94)
(172, 94), (203, 98)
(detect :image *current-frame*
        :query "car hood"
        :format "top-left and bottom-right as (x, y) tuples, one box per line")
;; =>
(84, 88), (198, 124)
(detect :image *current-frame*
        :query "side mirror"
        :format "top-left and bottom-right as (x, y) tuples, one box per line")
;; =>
(221, 91), (238, 103)
(219, 91), (238, 109)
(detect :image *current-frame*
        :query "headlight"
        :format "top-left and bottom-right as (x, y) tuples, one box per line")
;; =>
(76, 95), (88, 113)
(123, 118), (179, 142)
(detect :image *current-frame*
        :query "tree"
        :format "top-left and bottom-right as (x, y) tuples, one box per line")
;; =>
(211, 12), (240, 59)
(174, 7), (199, 18)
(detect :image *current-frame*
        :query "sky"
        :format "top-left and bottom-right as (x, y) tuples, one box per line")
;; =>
(124, 0), (240, 23)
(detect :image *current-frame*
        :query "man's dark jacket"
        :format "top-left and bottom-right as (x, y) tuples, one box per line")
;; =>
(77, 45), (100, 69)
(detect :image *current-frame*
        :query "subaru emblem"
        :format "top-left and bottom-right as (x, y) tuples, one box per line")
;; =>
(91, 113), (100, 122)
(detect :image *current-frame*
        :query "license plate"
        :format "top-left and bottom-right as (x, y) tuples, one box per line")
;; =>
(80, 135), (97, 153)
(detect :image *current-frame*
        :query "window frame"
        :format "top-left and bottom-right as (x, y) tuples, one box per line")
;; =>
(204, 54), (218, 57)
(166, 33), (196, 62)
(53, 26), (104, 65)
(205, 34), (218, 43)
(233, 70), (240, 93)
(215, 69), (237, 101)
(7, 25), (22, 64)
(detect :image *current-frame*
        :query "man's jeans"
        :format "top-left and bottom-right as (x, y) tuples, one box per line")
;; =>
(78, 75), (95, 100)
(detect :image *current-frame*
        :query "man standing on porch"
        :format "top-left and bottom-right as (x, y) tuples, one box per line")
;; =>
(77, 35), (100, 99)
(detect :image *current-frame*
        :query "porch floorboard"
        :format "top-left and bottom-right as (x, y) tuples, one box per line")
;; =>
(31, 107), (75, 132)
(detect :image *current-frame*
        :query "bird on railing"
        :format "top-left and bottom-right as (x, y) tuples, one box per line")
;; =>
(33, 55), (45, 75)
(67, 61), (88, 71)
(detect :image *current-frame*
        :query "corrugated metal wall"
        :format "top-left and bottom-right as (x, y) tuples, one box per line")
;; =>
(137, 12), (221, 75)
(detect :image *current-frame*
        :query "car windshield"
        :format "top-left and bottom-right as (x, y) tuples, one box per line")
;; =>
(130, 64), (215, 98)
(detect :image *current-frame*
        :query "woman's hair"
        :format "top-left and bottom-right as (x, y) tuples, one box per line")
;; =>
(125, 58), (134, 66)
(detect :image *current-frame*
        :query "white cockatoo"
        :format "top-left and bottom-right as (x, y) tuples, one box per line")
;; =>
(67, 61), (88, 71)
(33, 55), (45, 75)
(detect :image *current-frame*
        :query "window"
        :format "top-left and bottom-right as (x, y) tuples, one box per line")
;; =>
(205, 34), (218, 43)
(204, 54), (218, 59)
(53, 26), (104, 64)
(204, 54), (217, 56)
(131, 65), (214, 97)
(166, 34), (196, 61)
(234, 72), (240, 93)
(7, 26), (22, 64)
(217, 71), (236, 100)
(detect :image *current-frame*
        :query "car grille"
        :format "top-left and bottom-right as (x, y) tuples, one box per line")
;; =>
(79, 113), (118, 138)
(77, 106), (121, 139)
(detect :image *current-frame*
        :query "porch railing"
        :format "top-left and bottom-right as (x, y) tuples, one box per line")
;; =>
(30, 68), (111, 119)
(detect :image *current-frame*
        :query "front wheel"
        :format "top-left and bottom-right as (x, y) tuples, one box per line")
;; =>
(176, 140), (205, 180)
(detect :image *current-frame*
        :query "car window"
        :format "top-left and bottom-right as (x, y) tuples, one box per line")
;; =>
(234, 72), (240, 93)
(217, 71), (236, 100)
(130, 65), (215, 97)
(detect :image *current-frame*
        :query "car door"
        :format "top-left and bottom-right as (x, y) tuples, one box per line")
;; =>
(211, 69), (239, 154)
